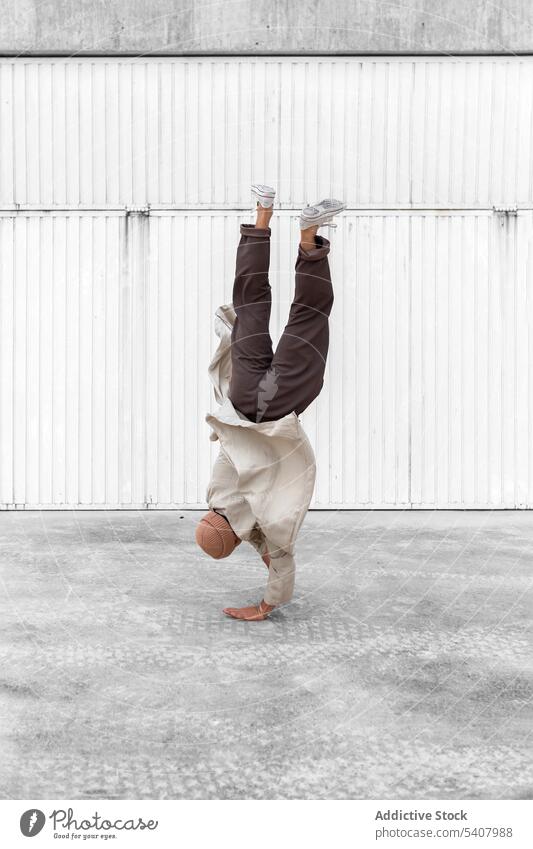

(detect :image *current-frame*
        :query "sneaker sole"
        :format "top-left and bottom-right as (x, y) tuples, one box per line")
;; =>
(299, 201), (346, 228)
(300, 205), (346, 230)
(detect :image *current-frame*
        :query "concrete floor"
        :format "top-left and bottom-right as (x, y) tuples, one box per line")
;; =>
(0, 509), (532, 800)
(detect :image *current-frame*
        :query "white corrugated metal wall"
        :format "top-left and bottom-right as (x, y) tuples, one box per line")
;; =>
(0, 57), (532, 508)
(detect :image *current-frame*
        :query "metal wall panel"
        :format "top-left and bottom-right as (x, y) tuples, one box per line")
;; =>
(1, 58), (533, 210)
(0, 213), (124, 507)
(408, 211), (533, 509)
(1, 210), (532, 509)
(1, 56), (532, 509)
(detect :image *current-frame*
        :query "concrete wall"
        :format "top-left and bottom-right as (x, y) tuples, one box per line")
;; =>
(1, 0), (533, 56)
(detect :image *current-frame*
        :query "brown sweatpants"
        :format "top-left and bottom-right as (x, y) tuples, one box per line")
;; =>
(228, 223), (334, 423)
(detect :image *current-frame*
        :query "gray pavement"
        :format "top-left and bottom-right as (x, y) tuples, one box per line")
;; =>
(0, 509), (532, 799)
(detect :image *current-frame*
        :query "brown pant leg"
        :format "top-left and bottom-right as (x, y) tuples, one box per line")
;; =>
(256, 234), (333, 422)
(228, 224), (274, 420)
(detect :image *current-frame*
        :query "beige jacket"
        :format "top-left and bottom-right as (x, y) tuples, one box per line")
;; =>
(204, 304), (316, 605)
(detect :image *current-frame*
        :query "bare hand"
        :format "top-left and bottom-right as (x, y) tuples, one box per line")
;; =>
(223, 600), (275, 621)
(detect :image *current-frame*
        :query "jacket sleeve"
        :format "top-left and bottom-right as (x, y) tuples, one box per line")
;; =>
(247, 525), (269, 559)
(262, 538), (296, 606)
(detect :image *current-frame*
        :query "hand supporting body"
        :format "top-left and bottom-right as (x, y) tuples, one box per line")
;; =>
(223, 543), (296, 620)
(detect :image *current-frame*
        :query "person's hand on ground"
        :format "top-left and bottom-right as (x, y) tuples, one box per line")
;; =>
(223, 600), (275, 621)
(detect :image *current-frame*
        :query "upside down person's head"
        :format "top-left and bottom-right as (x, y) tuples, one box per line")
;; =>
(195, 511), (241, 559)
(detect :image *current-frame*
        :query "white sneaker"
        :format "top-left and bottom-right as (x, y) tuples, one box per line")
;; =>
(299, 198), (346, 230)
(251, 183), (276, 208)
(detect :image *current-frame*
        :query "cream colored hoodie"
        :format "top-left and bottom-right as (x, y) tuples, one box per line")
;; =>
(204, 304), (316, 605)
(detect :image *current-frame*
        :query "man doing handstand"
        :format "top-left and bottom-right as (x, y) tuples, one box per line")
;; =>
(195, 184), (345, 620)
